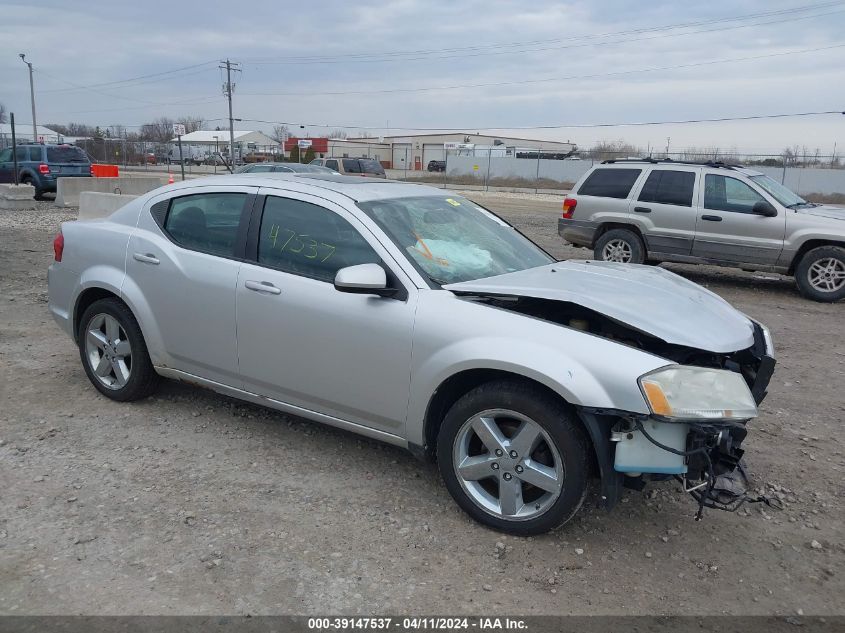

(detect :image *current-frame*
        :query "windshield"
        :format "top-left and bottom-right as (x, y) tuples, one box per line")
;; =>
(358, 195), (553, 284)
(750, 174), (806, 207)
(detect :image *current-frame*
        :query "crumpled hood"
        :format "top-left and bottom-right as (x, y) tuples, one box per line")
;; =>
(444, 260), (755, 353)
(798, 204), (845, 221)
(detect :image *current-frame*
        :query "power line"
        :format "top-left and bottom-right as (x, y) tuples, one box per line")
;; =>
(39, 60), (219, 94)
(221, 110), (845, 133)
(239, 42), (845, 97)
(244, 2), (845, 65)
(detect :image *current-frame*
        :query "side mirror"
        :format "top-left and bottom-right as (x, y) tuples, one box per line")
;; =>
(334, 263), (396, 297)
(752, 201), (778, 217)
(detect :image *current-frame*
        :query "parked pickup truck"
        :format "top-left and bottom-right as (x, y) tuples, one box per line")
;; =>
(559, 159), (845, 302)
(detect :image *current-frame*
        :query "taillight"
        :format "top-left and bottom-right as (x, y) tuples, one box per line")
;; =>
(562, 197), (577, 219)
(39, 163), (50, 175)
(53, 232), (64, 262)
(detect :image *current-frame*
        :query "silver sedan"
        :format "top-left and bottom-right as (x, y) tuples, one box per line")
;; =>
(48, 173), (774, 534)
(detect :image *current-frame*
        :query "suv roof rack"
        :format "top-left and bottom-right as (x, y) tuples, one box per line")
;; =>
(600, 157), (743, 169)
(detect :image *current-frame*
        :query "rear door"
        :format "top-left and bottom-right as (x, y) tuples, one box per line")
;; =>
(630, 167), (699, 256)
(126, 186), (256, 386)
(692, 173), (786, 265)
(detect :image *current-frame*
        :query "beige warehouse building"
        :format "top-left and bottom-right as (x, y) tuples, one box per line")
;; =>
(327, 133), (577, 169)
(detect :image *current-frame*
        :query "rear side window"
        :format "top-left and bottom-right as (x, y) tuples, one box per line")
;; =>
(325, 159), (339, 171)
(258, 196), (380, 282)
(163, 193), (248, 257)
(359, 158), (384, 174)
(577, 168), (641, 199)
(46, 146), (88, 163)
(638, 170), (696, 207)
(342, 159), (362, 173)
(16, 147), (33, 161)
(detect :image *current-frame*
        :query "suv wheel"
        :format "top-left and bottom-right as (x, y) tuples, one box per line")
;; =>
(21, 176), (44, 201)
(794, 245), (845, 302)
(78, 298), (160, 400)
(437, 380), (589, 535)
(594, 228), (645, 264)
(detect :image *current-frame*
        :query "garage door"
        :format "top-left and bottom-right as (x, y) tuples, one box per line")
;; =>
(392, 144), (411, 170)
(422, 144), (445, 167)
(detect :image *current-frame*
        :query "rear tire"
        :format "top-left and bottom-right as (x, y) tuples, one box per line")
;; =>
(594, 228), (646, 264)
(21, 176), (44, 200)
(437, 380), (589, 535)
(794, 246), (845, 302)
(77, 298), (160, 401)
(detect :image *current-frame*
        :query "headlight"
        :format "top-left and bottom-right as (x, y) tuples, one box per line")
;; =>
(639, 365), (758, 421)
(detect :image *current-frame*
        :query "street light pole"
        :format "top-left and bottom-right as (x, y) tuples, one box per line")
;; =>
(19, 54), (37, 142)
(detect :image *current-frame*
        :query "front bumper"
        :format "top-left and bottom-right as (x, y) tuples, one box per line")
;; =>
(558, 218), (599, 247)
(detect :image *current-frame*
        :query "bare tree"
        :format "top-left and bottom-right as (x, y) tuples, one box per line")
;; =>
(177, 116), (204, 134)
(585, 140), (642, 161)
(271, 124), (290, 143)
(140, 117), (176, 142)
(0, 102), (6, 124)
(328, 129), (348, 139)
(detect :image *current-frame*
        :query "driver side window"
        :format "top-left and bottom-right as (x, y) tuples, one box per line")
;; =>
(704, 174), (765, 214)
(257, 196), (380, 282)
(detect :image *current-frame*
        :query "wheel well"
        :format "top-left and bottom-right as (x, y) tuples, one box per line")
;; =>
(422, 369), (593, 461)
(73, 288), (123, 342)
(594, 222), (646, 249)
(788, 239), (845, 275)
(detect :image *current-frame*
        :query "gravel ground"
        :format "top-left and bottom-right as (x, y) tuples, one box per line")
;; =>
(1, 198), (843, 616)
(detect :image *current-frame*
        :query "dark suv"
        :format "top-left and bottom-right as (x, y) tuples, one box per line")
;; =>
(427, 160), (446, 172)
(0, 144), (92, 199)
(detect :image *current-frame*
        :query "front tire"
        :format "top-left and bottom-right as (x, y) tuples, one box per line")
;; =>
(77, 298), (160, 401)
(794, 246), (845, 302)
(594, 228), (646, 264)
(437, 380), (589, 535)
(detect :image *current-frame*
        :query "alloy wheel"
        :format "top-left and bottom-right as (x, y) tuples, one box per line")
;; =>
(84, 314), (132, 389)
(808, 257), (845, 293)
(601, 239), (633, 263)
(452, 409), (564, 521)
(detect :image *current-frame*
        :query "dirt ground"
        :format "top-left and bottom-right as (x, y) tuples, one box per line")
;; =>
(1, 195), (843, 616)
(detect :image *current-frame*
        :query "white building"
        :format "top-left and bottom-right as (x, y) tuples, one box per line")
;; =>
(0, 123), (63, 146)
(169, 130), (280, 160)
(327, 132), (577, 170)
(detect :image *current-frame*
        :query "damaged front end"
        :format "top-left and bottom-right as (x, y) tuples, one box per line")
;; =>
(459, 293), (776, 519)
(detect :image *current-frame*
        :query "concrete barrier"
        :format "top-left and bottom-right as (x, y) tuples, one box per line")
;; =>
(78, 192), (139, 220)
(0, 183), (37, 211)
(56, 176), (164, 207)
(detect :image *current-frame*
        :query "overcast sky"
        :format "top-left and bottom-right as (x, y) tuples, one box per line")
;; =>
(1, 0), (844, 154)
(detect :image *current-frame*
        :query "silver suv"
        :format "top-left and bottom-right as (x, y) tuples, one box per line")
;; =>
(559, 159), (845, 302)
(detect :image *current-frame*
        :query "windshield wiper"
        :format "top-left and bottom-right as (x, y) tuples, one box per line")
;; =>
(787, 201), (812, 209)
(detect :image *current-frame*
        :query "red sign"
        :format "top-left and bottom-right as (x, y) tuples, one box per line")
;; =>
(284, 137), (328, 153)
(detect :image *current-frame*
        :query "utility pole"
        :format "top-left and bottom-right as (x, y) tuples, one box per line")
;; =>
(220, 59), (241, 172)
(665, 137), (671, 158)
(19, 54), (37, 142)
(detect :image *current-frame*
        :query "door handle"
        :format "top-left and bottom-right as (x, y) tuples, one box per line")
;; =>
(701, 215), (723, 222)
(133, 252), (160, 265)
(245, 280), (282, 295)
(634, 206), (652, 213)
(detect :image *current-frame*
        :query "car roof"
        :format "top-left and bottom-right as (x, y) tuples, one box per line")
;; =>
(165, 173), (448, 202)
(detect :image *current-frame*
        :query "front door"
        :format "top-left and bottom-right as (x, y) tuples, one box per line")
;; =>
(692, 173), (786, 265)
(126, 187), (255, 385)
(631, 167), (699, 256)
(236, 191), (417, 436)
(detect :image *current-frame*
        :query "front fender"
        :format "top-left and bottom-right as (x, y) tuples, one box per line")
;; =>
(405, 294), (672, 447)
